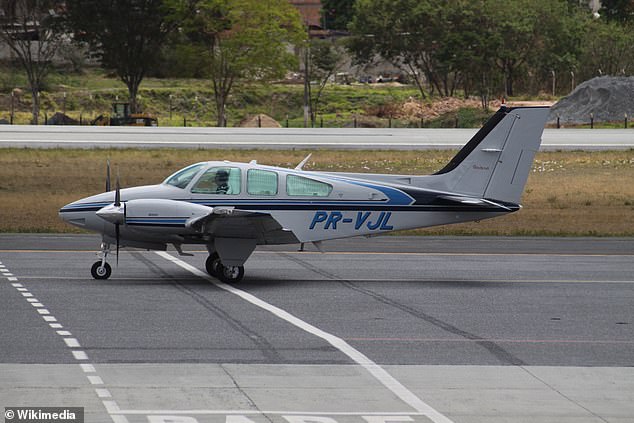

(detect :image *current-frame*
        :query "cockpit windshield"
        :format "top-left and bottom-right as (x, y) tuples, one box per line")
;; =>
(164, 163), (206, 188)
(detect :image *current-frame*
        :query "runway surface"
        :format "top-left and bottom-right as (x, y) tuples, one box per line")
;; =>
(1, 125), (633, 150)
(1, 235), (633, 423)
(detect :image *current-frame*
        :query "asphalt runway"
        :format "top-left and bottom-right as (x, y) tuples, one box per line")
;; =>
(1, 125), (633, 150)
(1, 235), (633, 423)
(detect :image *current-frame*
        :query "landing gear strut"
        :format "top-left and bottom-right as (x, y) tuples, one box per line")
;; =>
(91, 242), (112, 280)
(205, 252), (244, 283)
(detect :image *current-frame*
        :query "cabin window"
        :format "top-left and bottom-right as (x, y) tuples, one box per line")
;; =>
(191, 167), (241, 194)
(286, 175), (332, 197)
(247, 169), (278, 195)
(164, 163), (205, 189)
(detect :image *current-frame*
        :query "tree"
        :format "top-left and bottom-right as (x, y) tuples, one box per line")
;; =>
(178, 0), (304, 126)
(65, 0), (181, 112)
(349, 0), (586, 99)
(349, 0), (482, 99)
(599, 0), (634, 23)
(304, 38), (346, 126)
(0, 0), (65, 124)
(320, 0), (354, 31)
(578, 18), (634, 77)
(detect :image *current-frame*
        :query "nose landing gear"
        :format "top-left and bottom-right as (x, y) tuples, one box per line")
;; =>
(91, 242), (112, 279)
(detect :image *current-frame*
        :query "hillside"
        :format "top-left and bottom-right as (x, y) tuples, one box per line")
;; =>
(1, 66), (502, 128)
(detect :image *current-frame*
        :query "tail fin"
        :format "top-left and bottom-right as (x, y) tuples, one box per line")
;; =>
(433, 106), (549, 204)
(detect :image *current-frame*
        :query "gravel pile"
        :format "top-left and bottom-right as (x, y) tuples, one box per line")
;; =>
(548, 76), (634, 124)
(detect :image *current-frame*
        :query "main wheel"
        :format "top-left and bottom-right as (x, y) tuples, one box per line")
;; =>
(217, 264), (245, 284)
(91, 261), (112, 280)
(205, 253), (222, 276)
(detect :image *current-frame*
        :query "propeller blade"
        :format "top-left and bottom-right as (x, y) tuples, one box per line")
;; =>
(106, 160), (111, 192)
(115, 222), (120, 266)
(114, 171), (121, 207)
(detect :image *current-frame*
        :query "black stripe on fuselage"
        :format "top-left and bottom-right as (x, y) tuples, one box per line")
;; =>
(60, 202), (518, 214)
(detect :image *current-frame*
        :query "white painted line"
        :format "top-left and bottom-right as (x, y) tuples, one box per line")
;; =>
(88, 375), (104, 385)
(26, 298), (39, 302)
(8, 277), (18, 281)
(4, 273), (13, 276)
(80, 364), (96, 373)
(11, 283), (22, 287)
(16, 287), (27, 291)
(95, 388), (112, 398)
(42, 316), (57, 322)
(72, 350), (88, 360)
(156, 251), (453, 423)
(102, 401), (121, 414)
(37, 308), (50, 315)
(57, 330), (72, 336)
(64, 338), (81, 348)
(21, 292), (33, 297)
(114, 410), (429, 416)
(31, 303), (44, 307)
(49, 323), (63, 329)
(103, 402), (131, 423)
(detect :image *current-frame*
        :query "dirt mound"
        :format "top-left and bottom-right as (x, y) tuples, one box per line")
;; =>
(237, 113), (281, 128)
(45, 112), (79, 125)
(549, 76), (634, 124)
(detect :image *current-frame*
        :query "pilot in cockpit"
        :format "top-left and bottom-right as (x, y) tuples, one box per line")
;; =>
(214, 169), (230, 194)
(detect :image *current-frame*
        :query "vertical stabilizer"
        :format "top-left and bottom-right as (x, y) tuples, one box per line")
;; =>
(433, 106), (549, 204)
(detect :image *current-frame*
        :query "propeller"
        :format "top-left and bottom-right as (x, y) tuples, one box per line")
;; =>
(106, 160), (111, 192)
(114, 171), (122, 265)
(95, 163), (126, 266)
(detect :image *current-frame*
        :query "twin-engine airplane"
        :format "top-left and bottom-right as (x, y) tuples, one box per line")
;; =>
(60, 106), (549, 282)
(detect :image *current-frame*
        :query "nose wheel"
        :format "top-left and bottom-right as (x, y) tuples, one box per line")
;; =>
(91, 242), (112, 280)
(91, 261), (112, 279)
(205, 252), (244, 283)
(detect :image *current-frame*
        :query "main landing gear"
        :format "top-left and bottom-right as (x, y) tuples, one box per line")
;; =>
(205, 252), (244, 283)
(91, 242), (112, 280)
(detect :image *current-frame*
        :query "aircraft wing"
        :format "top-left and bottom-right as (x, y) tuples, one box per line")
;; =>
(186, 206), (299, 244)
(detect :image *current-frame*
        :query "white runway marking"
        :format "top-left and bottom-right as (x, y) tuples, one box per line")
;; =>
(0, 259), (129, 422)
(88, 375), (104, 385)
(71, 351), (88, 360)
(156, 251), (453, 423)
(80, 364), (96, 373)
(96, 388), (112, 398)
(63, 338), (81, 348)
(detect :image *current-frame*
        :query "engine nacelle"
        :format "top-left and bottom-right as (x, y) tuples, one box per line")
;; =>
(124, 199), (212, 230)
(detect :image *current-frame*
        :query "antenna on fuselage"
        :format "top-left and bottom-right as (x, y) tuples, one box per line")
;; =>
(295, 153), (312, 170)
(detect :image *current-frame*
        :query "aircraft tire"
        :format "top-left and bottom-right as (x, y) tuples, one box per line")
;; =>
(91, 261), (112, 280)
(217, 264), (244, 284)
(205, 253), (222, 276)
